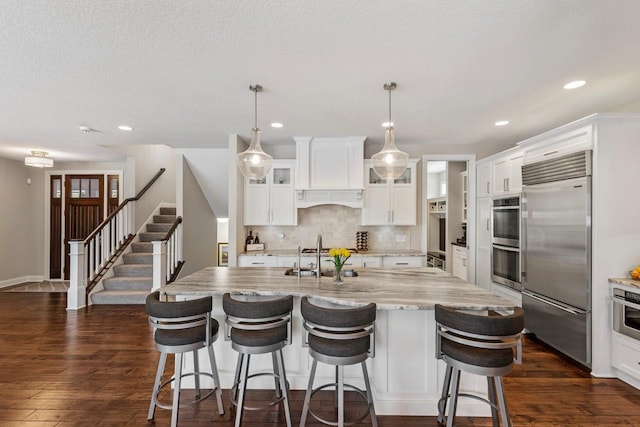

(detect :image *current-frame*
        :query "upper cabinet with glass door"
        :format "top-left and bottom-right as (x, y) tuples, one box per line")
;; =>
(361, 159), (418, 225)
(244, 160), (297, 226)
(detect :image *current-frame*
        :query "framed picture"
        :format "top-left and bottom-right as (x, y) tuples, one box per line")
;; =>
(218, 242), (229, 267)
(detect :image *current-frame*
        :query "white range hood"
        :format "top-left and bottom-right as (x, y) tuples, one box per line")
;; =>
(294, 136), (366, 208)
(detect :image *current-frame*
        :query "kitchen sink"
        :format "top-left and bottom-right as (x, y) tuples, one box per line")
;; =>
(284, 268), (359, 277)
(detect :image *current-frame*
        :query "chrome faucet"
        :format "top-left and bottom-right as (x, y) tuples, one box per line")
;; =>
(314, 234), (322, 278)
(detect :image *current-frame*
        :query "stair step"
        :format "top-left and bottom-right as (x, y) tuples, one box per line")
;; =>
(153, 214), (177, 223)
(90, 290), (150, 305)
(139, 232), (166, 242)
(146, 223), (172, 232)
(131, 242), (153, 253)
(160, 207), (176, 215)
(113, 264), (153, 277)
(102, 276), (153, 291)
(123, 252), (152, 264)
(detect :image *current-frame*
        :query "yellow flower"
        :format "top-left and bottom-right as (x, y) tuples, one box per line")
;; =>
(327, 247), (351, 270)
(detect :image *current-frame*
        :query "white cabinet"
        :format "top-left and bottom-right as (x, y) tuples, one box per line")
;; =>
(382, 256), (424, 268)
(244, 160), (297, 226)
(276, 256), (298, 268)
(238, 255), (277, 267)
(362, 159), (418, 226)
(477, 161), (491, 198)
(461, 171), (468, 223)
(452, 245), (468, 281)
(492, 150), (524, 195)
(361, 256), (382, 268)
(613, 332), (640, 386)
(475, 197), (492, 289)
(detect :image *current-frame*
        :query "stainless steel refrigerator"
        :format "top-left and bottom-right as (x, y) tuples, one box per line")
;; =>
(521, 150), (592, 367)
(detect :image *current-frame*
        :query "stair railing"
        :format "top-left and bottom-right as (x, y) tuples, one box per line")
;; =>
(151, 216), (184, 291)
(67, 168), (166, 310)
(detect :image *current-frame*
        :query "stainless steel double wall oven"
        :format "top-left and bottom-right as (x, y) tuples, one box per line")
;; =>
(491, 195), (521, 290)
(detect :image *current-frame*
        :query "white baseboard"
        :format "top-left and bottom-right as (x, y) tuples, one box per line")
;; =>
(0, 275), (45, 289)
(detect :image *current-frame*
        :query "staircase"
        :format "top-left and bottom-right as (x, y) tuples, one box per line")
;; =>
(90, 207), (176, 305)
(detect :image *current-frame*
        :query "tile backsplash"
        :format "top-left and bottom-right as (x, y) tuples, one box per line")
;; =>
(246, 205), (413, 250)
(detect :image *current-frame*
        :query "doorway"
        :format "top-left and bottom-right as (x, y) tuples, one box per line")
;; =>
(422, 155), (476, 284)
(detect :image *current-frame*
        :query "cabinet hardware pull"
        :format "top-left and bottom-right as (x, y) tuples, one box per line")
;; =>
(486, 218), (490, 231)
(486, 182), (490, 194)
(396, 262), (409, 265)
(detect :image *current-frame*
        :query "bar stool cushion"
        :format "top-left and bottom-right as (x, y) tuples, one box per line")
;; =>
(230, 325), (288, 348)
(308, 333), (371, 358)
(155, 323), (219, 347)
(440, 338), (514, 368)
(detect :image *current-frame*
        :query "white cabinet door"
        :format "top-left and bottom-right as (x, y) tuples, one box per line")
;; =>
(492, 151), (523, 195)
(362, 160), (417, 225)
(238, 255), (277, 267)
(361, 256), (382, 268)
(244, 161), (297, 226)
(476, 198), (491, 251)
(452, 246), (468, 281)
(477, 161), (491, 198)
(476, 248), (491, 290)
(382, 256), (424, 268)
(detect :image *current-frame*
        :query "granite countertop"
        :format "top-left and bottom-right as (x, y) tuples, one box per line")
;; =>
(609, 277), (640, 289)
(163, 266), (515, 311)
(240, 249), (426, 257)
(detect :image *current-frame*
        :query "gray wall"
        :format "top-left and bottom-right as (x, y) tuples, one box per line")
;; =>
(178, 156), (217, 277)
(0, 158), (45, 285)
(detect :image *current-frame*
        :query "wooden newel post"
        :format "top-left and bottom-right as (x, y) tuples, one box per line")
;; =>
(152, 240), (167, 291)
(67, 240), (86, 310)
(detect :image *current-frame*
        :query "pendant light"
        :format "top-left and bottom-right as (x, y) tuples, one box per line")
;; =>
(371, 82), (409, 180)
(236, 84), (273, 180)
(25, 150), (54, 168)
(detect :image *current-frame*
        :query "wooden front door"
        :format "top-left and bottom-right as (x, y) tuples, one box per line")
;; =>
(63, 175), (104, 280)
(49, 176), (63, 279)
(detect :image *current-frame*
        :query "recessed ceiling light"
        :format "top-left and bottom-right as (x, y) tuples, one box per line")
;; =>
(271, 122), (283, 128)
(118, 125), (133, 131)
(381, 121), (394, 127)
(563, 80), (586, 90)
(495, 120), (510, 126)
(78, 126), (91, 133)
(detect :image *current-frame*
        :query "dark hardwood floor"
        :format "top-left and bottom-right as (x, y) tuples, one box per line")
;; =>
(1, 292), (639, 426)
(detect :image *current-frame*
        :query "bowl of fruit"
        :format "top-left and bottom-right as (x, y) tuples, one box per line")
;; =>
(630, 266), (640, 280)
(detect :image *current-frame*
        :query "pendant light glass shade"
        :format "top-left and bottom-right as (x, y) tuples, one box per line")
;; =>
(25, 150), (54, 168)
(372, 82), (408, 180)
(236, 84), (273, 180)
(372, 127), (409, 180)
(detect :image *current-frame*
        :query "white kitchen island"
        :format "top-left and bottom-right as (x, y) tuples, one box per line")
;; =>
(162, 266), (515, 416)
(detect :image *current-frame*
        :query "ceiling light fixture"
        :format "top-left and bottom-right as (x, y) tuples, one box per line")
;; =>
(271, 122), (283, 128)
(495, 120), (510, 126)
(564, 80), (586, 90)
(118, 125), (133, 131)
(236, 84), (272, 179)
(25, 151), (53, 168)
(371, 82), (409, 180)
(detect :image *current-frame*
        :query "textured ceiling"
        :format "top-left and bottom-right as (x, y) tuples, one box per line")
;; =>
(2, 0), (640, 163)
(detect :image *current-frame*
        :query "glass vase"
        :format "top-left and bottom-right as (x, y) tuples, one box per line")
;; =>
(333, 266), (344, 285)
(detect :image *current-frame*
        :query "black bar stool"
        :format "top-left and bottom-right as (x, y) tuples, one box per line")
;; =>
(145, 291), (224, 427)
(222, 293), (294, 427)
(435, 304), (525, 427)
(300, 297), (377, 427)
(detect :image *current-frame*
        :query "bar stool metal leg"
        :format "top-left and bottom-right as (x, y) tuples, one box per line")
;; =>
(193, 350), (200, 399)
(276, 349), (292, 427)
(337, 365), (345, 427)
(272, 352), (282, 398)
(495, 376), (512, 427)
(300, 358), (318, 427)
(438, 365), (453, 424)
(148, 352), (167, 420)
(172, 353), (183, 427)
(207, 344), (225, 414)
(361, 361), (378, 427)
(235, 354), (251, 427)
(446, 368), (461, 427)
(487, 376), (499, 426)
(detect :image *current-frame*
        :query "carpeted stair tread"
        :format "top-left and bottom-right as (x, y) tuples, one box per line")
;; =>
(113, 264), (153, 277)
(123, 252), (153, 264)
(139, 232), (166, 242)
(160, 207), (176, 215)
(153, 214), (177, 223)
(102, 276), (153, 291)
(146, 223), (172, 232)
(90, 290), (150, 305)
(131, 242), (153, 253)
